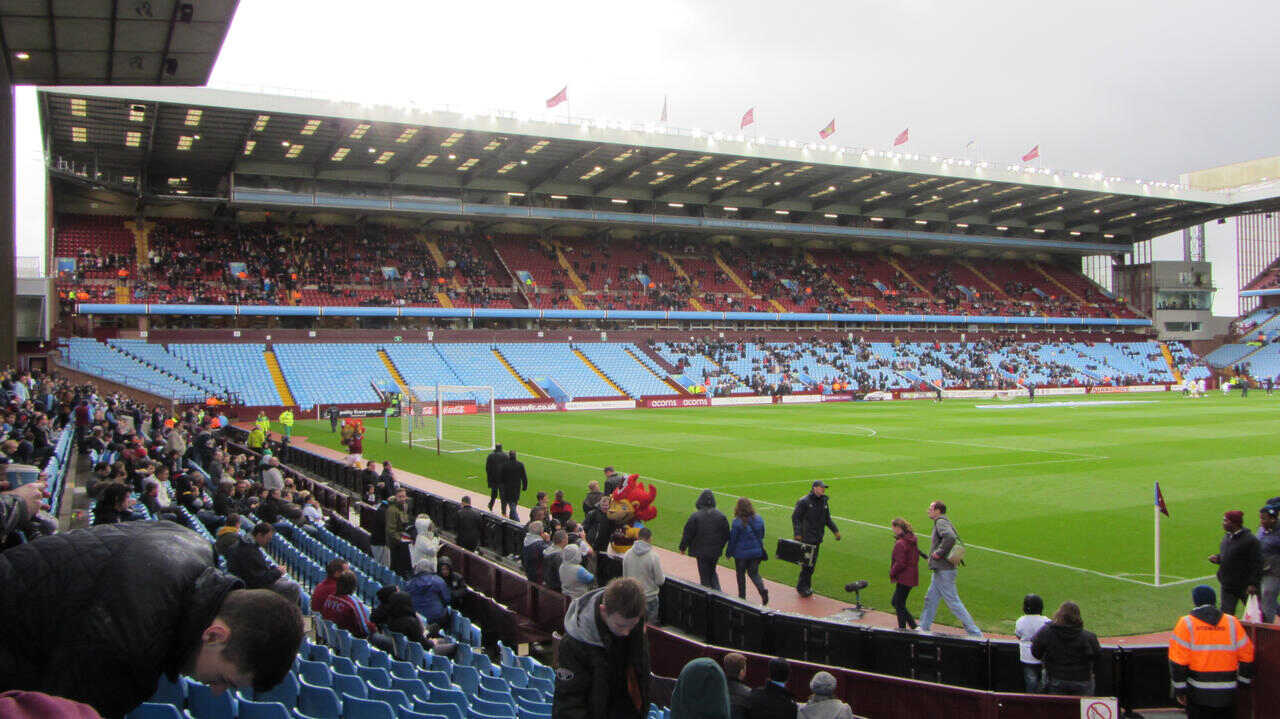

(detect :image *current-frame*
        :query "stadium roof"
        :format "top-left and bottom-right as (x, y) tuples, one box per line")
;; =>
(39, 86), (1280, 250)
(0, 0), (239, 86)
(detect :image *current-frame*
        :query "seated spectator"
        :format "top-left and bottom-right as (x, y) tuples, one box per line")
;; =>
(522, 520), (549, 582)
(311, 558), (348, 615)
(798, 671), (853, 719)
(550, 489), (573, 525)
(723, 653), (752, 719)
(745, 657), (797, 719)
(553, 577), (650, 719)
(214, 513), (242, 556)
(436, 555), (467, 606)
(321, 570), (375, 638)
(559, 544), (595, 599)
(405, 559), (451, 629)
(0, 522), (303, 717)
(92, 483), (137, 525)
(670, 657), (731, 719)
(225, 522), (302, 607)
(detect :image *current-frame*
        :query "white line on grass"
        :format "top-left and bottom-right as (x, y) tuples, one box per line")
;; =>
(873, 434), (1109, 460)
(505, 428), (674, 452)
(732, 456), (1099, 487)
(518, 450), (1150, 586)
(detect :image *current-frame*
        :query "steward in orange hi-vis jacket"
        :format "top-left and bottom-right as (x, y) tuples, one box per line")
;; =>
(1169, 584), (1254, 717)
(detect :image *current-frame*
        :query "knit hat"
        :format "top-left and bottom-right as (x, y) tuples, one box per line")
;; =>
(1224, 510), (1244, 525)
(1192, 584), (1216, 607)
(809, 671), (837, 696)
(768, 656), (790, 684)
(1262, 504), (1279, 518)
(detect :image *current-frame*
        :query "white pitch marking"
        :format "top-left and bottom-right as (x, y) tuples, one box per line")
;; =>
(506, 427), (675, 452)
(733, 456), (1098, 488)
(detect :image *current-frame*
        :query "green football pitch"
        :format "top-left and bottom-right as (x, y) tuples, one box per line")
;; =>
(289, 391), (1278, 636)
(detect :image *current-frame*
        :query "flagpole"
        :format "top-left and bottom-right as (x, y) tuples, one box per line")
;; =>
(1154, 501), (1161, 587)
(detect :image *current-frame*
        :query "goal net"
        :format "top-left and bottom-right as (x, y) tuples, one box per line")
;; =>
(402, 385), (496, 454)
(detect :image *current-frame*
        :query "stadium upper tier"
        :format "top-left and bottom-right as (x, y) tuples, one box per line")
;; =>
(58, 338), (1206, 407)
(54, 214), (1140, 320)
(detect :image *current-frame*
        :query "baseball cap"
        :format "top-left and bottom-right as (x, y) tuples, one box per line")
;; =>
(812, 480), (829, 488)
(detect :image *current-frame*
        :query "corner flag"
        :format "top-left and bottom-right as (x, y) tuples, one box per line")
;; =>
(1155, 481), (1169, 517)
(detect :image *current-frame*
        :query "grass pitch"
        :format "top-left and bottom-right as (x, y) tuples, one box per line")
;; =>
(291, 391), (1279, 636)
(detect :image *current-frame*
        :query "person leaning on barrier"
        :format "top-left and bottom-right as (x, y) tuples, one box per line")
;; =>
(552, 576), (651, 719)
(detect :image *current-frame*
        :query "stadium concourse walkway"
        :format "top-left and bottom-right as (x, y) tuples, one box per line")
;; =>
(252, 425), (1174, 644)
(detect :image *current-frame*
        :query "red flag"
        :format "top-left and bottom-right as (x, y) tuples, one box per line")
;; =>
(546, 86), (568, 109)
(740, 107), (755, 129)
(893, 128), (909, 146)
(1155, 481), (1169, 517)
(818, 118), (836, 140)
(1021, 145), (1040, 162)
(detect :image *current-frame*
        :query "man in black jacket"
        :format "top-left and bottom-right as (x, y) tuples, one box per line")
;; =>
(791, 480), (841, 597)
(552, 577), (650, 719)
(225, 522), (303, 607)
(455, 495), (482, 552)
(679, 489), (731, 590)
(723, 652), (753, 719)
(744, 656), (797, 719)
(0, 522), (303, 717)
(485, 443), (505, 511)
(1209, 509), (1263, 615)
(499, 449), (527, 521)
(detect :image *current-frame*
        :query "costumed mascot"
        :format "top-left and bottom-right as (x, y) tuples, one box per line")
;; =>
(606, 474), (657, 556)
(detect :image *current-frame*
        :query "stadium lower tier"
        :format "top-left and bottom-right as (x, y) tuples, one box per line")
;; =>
(57, 336), (1210, 408)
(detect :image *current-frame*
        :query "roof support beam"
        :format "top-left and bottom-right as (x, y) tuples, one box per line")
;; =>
(105, 0), (118, 84)
(154, 0), (182, 83)
(813, 174), (898, 211)
(45, 0), (59, 83)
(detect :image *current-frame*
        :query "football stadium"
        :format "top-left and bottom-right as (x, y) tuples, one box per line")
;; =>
(3, 2), (1280, 718)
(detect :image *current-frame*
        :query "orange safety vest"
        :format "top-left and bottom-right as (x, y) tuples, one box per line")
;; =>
(1168, 610), (1254, 707)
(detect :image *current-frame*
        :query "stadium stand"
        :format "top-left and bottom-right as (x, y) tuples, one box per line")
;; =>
(168, 344), (282, 406)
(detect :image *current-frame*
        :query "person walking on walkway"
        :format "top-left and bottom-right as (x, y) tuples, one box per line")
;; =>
(485, 443), (505, 512)
(888, 517), (919, 630)
(791, 481), (841, 598)
(918, 500), (982, 637)
(680, 489), (730, 591)
(726, 497), (769, 605)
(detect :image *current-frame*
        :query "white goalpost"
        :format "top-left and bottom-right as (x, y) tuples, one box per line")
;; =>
(401, 384), (496, 454)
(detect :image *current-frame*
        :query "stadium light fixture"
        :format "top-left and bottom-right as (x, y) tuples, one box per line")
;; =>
(374, 151), (395, 165)
(416, 154), (438, 167)
(331, 147), (350, 162)
(125, 131), (142, 148)
(996, 226), (1009, 231)
(715, 176), (723, 181)
(448, 153), (457, 160)
(14, 51), (29, 61)
(520, 160), (528, 165)
(775, 210), (790, 215)
(184, 109), (202, 127)
(70, 98), (87, 117)
(1093, 209), (1101, 214)
(824, 213), (838, 219)
(1104, 233), (1115, 238)
(611, 199), (629, 204)
(243, 140), (256, 156)
(281, 140), (290, 147)
(1033, 228), (1046, 233)
(668, 202), (684, 208)
(914, 219), (928, 225)
(129, 104), (146, 122)
(285, 144), (304, 159)
(507, 192), (525, 197)
(955, 222), (969, 228)
(349, 123), (370, 139)
(870, 217), (884, 222)
(300, 119), (322, 135)
(368, 147), (377, 153)
(723, 206), (738, 212)
(773, 181), (781, 186)
(176, 136), (194, 151)
(550, 195), (568, 200)
(1070, 231), (1082, 236)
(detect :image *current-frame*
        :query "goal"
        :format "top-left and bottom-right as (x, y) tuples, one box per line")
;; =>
(401, 385), (496, 454)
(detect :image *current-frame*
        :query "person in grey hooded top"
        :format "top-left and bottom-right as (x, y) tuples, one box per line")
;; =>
(552, 577), (651, 719)
(679, 489), (730, 590)
(622, 526), (666, 623)
(798, 671), (854, 719)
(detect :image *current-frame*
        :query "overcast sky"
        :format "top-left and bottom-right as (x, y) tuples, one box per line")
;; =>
(207, 0), (1280, 179)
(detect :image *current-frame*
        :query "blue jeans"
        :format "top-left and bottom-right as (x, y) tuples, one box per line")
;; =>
(918, 568), (983, 637)
(1022, 663), (1043, 693)
(1261, 575), (1280, 623)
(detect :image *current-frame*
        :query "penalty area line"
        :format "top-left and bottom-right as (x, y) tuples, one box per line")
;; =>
(733, 456), (1101, 488)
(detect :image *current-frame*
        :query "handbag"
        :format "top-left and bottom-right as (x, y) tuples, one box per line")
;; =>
(1244, 594), (1263, 623)
(946, 538), (967, 565)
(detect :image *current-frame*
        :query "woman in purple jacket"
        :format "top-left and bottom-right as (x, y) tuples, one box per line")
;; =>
(889, 517), (920, 630)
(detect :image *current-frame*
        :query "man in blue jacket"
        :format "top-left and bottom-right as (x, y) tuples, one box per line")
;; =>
(406, 559), (451, 629)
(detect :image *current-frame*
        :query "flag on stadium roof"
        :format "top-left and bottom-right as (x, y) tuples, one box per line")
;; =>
(819, 118), (836, 140)
(660, 95), (668, 123)
(740, 107), (755, 129)
(893, 127), (909, 146)
(1022, 144), (1040, 162)
(1154, 481), (1169, 517)
(546, 86), (568, 109)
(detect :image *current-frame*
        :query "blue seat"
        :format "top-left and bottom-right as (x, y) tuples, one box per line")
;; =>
(418, 669), (451, 691)
(148, 674), (187, 708)
(389, 677), (430, 703)
(475, 687), (514, 708)
(254, 672), (300, 706)
(334, 629), (355, 658)
(477, 675), (509, 695)
(366, 648), (392, 670)
(450, 665), (480, 697)
(427, 687), (469, 714)
(497, 643), (516, 669)
(237, 698), (293, 719)
(499, 666), (528, 689)
(453, 643), (473, 669)
(311, 644), (333, 664)
(299, 658), (334, 687)
(469, 697), (516, 718)
(366, 686), (412, 709)
(390, 632), (409, 660)
(126, 703), (184, 719)
(186, 678), (237, 719)
(516, 706), (551, 719)
(348, 638), (372, 665)
(331, 671), (368, 700)
(328, 654), (356, 674)
(356, 664), (393, 689)
(508, 687), (544, 707)
(402, 641), (426, 668)
(525, 677), (553, 699)
(298, 680), (343, 719)
(428, 653), (450, 674)
(399, 708), (451, 719)
(470, 653), (493, 676)
(412, 701), (465, 719)
(341, 696), (397, 719)
(389, 659), (418, 680)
